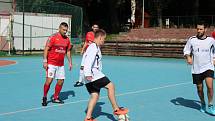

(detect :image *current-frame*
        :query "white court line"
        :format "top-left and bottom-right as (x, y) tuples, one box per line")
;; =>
(0, 64), (79, 75)
(0, 81), (191, 116)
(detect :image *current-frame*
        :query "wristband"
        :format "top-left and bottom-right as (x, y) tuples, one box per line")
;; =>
(43, 59), (47, 63)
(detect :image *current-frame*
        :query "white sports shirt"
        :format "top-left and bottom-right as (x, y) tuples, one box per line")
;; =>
(83, 43), (105, 83)
(183, 36), (215, 74)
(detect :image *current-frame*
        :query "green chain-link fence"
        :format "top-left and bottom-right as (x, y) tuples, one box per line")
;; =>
(15, 1), (83, 44)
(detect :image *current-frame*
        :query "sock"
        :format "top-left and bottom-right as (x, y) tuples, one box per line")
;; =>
(43, 84), (50, 97)
(208, 104), (213, 107)
(54, 84), (62, 99)
(78, 69), (84, 83)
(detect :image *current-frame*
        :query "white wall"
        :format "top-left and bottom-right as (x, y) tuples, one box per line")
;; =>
(0, 16), (9, 36)
(13, 12), (72, 50)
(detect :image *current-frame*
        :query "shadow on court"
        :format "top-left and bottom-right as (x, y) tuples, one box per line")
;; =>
(85, 102), (117, 121)
(59, 90), (75, 100)
(47, 90), (75, 104)
(170, 97), (201, 111)
(171, 97), (215, 116)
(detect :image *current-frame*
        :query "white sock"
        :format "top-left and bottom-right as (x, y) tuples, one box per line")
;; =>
(78, 69), (84, 83)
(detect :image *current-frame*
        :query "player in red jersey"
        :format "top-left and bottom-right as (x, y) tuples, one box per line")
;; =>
(212, 31), (215, 39)
(81, 24), (99, 55)
(74, 24), (99, 87)
(42, 22), (72, 106)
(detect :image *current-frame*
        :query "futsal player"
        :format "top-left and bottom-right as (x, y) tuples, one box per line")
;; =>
(83, 29), (129, 121)
(42, 22), (72, 106)
(74, 24), (99, 87)
(183, 21), (215, 115)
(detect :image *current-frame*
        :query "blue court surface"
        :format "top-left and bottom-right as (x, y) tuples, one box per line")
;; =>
(0, 55), (214, 121)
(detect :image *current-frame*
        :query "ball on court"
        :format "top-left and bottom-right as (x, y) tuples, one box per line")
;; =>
(212, 31), (215, 39)
(118, 114), (130, 121)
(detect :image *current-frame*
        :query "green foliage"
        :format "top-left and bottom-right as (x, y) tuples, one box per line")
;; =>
(106, 34), (118, 41)
(0, 51), (7, 56)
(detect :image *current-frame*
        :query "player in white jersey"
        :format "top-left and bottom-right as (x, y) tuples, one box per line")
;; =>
(184, 21), (215, 115)
(83, 29), (129, 121)
(74, 24), (99, 87)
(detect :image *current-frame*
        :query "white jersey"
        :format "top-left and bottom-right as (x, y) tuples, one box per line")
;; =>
(183, 36), (215, 74)
(80, 52), (86, 66)
(83, 43), (105, 83)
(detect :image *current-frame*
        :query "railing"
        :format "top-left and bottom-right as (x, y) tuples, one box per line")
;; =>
(134, 15), (215, 28)
(101, 40), (186, 58)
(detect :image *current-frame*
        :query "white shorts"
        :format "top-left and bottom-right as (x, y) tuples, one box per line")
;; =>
(46, 64), (65, 79)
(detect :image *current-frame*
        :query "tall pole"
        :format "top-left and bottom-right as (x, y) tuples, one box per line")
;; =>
(22, 0), (24, 55)
(30, 25), (32, 54)
(131, 0), (136, 28)
(142, 0), (144, 28)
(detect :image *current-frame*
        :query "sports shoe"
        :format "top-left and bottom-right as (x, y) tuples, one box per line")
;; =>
(84, 117), (97, 121)
(208, 105), (215, 115)
(74, 81), (84, 87)
(52, 98), (64, 104)
(200, 103), (206, 113)
(42, 97), (47, 106)
(114, 107), (129, 115)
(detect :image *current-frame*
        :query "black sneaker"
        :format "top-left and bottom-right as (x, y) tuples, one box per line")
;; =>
(52, 98), (64, 104)
(42, 97), (47, 106)
(74, 81), (84, 87)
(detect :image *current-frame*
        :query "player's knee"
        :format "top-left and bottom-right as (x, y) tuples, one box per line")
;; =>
(196, 84), (203, 89)
(197, 88), (203, 95)
(91, 93), (99, 99)
(45, 78), (53, 85)
(57, 80), (64, 85)
(207, 86), (213, 92)
(106, 82), (115, 89)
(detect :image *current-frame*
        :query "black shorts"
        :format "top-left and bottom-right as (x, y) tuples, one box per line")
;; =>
(192, 70), (214, 84)
(85, 76), (111, 94)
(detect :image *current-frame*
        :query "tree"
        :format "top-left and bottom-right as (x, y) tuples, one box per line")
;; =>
(151, 0), (172, 27)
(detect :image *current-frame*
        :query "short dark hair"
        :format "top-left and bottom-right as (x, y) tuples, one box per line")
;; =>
(59, 22), (68, 28)
(94, 29), (106, 38)
(197, 21), (208, 28)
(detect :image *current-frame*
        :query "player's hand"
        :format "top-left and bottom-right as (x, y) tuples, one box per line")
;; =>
(213, 60), (215, 65)
(43, 62), (48, 70)
(186, 57), (192, 65)
(86, 76), (93, 81)
(69, 63), (72, 71)
(80, 50), (84, 55)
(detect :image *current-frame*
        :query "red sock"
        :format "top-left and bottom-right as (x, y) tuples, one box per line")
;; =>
(54, 84), (62, 99)
(43, 84), (50, 97)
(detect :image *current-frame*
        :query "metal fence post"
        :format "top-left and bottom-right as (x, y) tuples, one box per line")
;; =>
(30, 25), (32, 54)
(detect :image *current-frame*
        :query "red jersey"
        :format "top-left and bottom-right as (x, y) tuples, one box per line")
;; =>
(85, 31), (95, 51)
(46, 32), (71, 66)
(212, 31), (215, 39)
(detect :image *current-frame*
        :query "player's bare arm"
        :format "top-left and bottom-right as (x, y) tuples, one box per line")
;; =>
(43, 46), (50, 70)
(81, 42), (87, 55)
(213, 57), (215, 65)
(66, 48), (72, 71)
